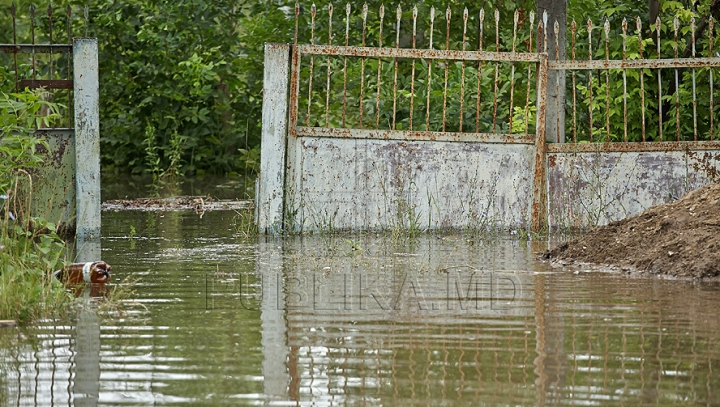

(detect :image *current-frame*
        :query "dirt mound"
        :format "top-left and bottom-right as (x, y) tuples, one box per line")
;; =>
(544, 182), (720, 279)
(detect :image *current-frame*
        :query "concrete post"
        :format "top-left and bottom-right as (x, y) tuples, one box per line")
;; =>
(257, 43), (290, 234)
(538, 1), (567, 143)
(73, 38), (101, 240)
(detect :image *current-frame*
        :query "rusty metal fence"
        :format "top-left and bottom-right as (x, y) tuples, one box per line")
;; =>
(549, 14), (720, 152)
(2, 4), (100, 250)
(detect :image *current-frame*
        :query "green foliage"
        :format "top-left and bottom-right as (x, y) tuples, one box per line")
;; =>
(70, 0), (254, 175)
(0, 89), (73, 322)
(0, 90), (61, 196)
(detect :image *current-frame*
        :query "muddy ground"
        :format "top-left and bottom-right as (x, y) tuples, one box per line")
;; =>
(544, 182), (720, 279)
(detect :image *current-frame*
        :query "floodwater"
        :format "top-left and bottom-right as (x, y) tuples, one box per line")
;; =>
(2, 207), (720, 406)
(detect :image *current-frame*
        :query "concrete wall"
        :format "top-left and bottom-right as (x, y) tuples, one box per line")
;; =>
(547, 149), (720, 229)
(285, 137), (535, 232)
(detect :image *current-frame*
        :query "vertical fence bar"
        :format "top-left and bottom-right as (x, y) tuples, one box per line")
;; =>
(12, 4), (18, 93)
(66, 5), (73, 125)
(375, 4), (384, 130)
(555, 21), (561, 141)
(691, 17), (698, 141)
(359, 4), (367, 128)
(476, 8), (485, 133)
(571, 20), (577, 142)
(73, 38), (101, 239)
(409, 6), (417, 130)
(305, 4), (316, 126)
(674, 17), (680, 141)
(341, 3), (350, 128)
(508, 10), (518, 134)
(426, 7), (435, 131)
(622, 18), (628, 142)
(656, 17), (663, 140)
(258, 43), (290, 234)
(459, 8), (468, 132)
(492, 9), (500, 133)
(524, 11), (535, 136)
(587, 19), (594, 142)
(49, 5), (54, 80)
(637, 17), (646, 141)
(30, 5), (36, 81)
(710, 18), (715, 140)
(324, 4), (333, 128)
(392, 5), (401, 130)
(604, 19), (610, 142)
(442, 7), (451, 132)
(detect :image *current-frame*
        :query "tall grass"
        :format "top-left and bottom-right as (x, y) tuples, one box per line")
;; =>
(0, 178), (73, 322)
(0, 90), (73, 322)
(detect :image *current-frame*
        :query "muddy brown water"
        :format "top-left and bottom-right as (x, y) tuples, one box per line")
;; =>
(1, 208), (720, 406)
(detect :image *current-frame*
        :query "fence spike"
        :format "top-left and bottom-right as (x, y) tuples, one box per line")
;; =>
(692, 16), (698, 141)
(460, 7), (468, 132)
(587, 18), (594, 141)
(622, 18), (628, 142)
(525, 11), (535, 136)
(375, 4), (384, 130)
(636, 16), (646, 141)
(426, 6), (435, 130)
(570, 20), (577, 142)
(410, 5), (417, 130)
(30, 5), (36, 81)
(392, 4), (401, 129)
(710, 17), (715, 140)
(359, 3), (368, 128)
(442, 6), (451, 131)
(674, 16), (680, 140)
(477, 8), (485, 133)
(324, 4), (333, 127)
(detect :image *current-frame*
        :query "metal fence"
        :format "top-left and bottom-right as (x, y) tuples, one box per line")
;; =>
(258, 3), (720, 233)
(2, 4), (100, 248)
(3, 4), (91, 127)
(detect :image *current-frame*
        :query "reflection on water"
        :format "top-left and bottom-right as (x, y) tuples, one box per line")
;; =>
(1, 210), (719, 406)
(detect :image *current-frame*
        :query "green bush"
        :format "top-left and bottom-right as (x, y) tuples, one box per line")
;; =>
(0, 89), (73, 322)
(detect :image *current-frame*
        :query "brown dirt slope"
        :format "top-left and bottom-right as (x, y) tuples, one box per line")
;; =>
(544, 182), (720, 279)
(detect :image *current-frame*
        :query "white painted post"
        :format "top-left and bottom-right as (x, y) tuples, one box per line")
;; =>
(73, 38), (101, 240)
(257, 43), (290, 235)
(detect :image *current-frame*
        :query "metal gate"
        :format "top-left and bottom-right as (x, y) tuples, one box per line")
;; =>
(258, 5), (549, 234)
(3, 4), (100, 254)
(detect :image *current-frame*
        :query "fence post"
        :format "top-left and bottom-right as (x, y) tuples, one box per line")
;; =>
(538, 1), (566, 143)
(73, 38), (100, 243)
(257, 43), (290, 234)
(532, 53), (549, 233)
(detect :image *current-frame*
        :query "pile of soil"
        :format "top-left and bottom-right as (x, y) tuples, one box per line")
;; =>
(544, 182), (720, 279)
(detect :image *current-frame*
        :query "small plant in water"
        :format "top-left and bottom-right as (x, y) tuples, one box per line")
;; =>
(342, 238), (363, 252)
